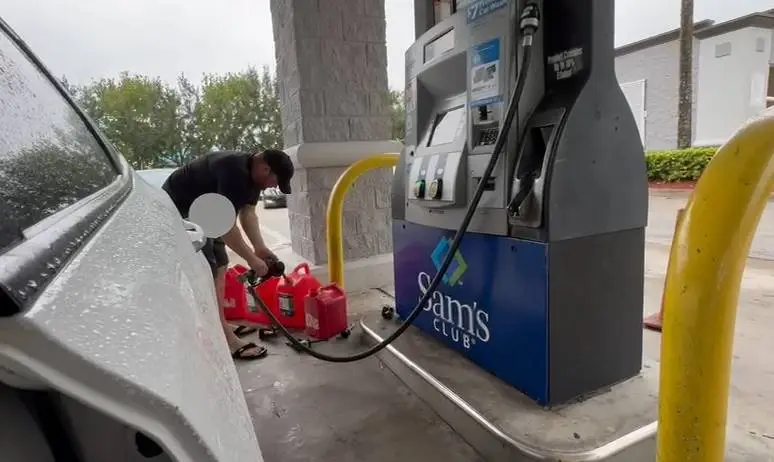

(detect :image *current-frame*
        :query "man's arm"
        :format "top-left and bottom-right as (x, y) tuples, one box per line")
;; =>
(221, 222), (267, 274)
(239, 204), (266, 251)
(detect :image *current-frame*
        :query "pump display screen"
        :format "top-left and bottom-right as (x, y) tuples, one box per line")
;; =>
(424, 28), (455, 63)
(427, 106), (465, 147)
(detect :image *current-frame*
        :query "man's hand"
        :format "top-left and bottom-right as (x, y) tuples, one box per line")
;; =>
(247, 255), (269, 276)
(254, 245), (278, 262)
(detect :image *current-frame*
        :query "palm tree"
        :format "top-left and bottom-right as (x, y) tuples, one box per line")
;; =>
(677, 0), (694, 149)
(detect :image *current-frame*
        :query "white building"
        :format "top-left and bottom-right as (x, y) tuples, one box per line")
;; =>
(615, 9), (774, 151)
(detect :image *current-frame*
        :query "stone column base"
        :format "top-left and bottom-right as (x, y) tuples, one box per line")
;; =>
(281, 140), (403, 290)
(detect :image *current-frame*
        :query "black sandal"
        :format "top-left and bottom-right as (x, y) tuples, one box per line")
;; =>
(233, 325), (257, 338)
(231, 342), (267, 360)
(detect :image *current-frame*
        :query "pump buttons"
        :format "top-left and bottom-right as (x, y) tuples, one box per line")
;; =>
(428, 179), (443, 200)
(413, 179), (426, 198)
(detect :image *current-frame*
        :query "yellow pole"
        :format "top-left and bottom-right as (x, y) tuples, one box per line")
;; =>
(326, 153), (400, 288)
(658, 110), (774, 461)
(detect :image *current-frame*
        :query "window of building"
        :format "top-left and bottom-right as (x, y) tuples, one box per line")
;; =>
(714, 42), (732, 58)
(756, 37), (766, 53)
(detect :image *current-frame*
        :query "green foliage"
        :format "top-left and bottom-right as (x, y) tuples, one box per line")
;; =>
(72, 72), (183, 169)
(64, 66), (410, 169)
(66, 66), (283, 169)
(196, 66), (282, 153)
(388, 89), (405, 142)
(645, 147), (717, 182)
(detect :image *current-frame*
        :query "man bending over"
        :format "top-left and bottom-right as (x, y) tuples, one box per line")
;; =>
(162, 149), (294, 360)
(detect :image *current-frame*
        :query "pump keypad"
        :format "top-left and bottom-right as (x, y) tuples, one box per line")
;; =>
(478, 128), (499, 146)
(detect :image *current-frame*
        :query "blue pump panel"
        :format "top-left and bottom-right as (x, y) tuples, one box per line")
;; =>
(393, 220), (549, 404)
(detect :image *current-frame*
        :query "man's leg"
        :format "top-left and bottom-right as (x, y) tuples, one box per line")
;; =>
(206, 238), (267, 360)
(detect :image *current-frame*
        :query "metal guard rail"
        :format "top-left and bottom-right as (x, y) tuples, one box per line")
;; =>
(326, 153), (400, 288)
(658, 108), (774, 461)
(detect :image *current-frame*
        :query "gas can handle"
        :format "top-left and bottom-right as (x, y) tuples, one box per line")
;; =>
(293, 262), (311, 275)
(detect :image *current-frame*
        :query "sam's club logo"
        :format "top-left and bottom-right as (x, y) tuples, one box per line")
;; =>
(431, 237), (468, 286)
(418, 236), (489, 349)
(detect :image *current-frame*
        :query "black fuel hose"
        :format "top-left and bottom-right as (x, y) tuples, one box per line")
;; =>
(246, 4), (541, 363)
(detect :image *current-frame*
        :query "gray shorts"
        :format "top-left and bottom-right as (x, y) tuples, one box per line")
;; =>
(202, 237), (228, 274)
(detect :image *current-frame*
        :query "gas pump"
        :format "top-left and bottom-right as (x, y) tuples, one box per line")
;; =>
(391, 0), (648, 406)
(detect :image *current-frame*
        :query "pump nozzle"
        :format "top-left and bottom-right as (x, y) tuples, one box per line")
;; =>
(520, 1), (540, 44)
(506, 1), (542, 220)
(509, 173), (535, 217)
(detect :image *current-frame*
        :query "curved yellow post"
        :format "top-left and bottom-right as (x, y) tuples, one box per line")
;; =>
(326, 153), (400, 288)
(658, 109), (774, 461)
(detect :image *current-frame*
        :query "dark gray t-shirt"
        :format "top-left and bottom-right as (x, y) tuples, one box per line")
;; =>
(161, 150), (260, 218)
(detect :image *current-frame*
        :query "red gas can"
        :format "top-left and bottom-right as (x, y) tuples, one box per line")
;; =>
(223, 266), (248, 321)
(276, 263), (321, 330)
(244, 275), (282, 326)
(304, 284), (348, 340)
(226, 264), (281, 326)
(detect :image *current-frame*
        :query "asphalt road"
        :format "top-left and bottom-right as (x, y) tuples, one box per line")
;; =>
(255, 202), (291, 248)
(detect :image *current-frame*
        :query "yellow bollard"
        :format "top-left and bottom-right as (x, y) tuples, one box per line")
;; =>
(658, 110), (774, 461)
(326, 153), (400, 288)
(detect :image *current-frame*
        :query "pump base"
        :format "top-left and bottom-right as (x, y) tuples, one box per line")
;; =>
(360, 312), (657, 462)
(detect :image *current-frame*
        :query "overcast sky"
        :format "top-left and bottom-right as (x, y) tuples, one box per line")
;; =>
(1, 0), (771, 91)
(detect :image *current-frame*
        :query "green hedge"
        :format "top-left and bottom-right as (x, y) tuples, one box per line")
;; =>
(645, 147), (717, 182)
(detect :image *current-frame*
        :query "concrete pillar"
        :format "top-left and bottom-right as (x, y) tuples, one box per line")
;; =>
(270, 0), (401, 282)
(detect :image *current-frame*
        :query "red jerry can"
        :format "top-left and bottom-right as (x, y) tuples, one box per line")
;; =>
(226, 264), (281, 326)
(244, 275), (281, 326)
(276, 263), (321, 330)
(223, 266), (248, 321)
(304, 284), (348, 341)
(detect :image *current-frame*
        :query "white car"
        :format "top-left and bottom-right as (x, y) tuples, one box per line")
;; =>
(136, 168), (176, 189)
(0, 17), (262, 462)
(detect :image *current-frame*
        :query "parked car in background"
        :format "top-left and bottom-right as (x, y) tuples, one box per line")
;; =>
(262, 187), (287, 209)
(0, 17), (263, 462)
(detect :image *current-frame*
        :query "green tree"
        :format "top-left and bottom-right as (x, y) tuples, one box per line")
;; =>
(76, 72), (182, 169)
(388, 89), (405, 142)
(175, 74), (204, 165)
(59, 75), (78, 97)
(258, 67), (283, 150)
(62, 66), (285, 168)
(196, 65), (282, 152)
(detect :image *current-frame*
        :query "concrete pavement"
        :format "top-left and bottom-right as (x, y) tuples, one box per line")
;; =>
(234, 193), (774, 461)
(647, 190), (774, 261)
